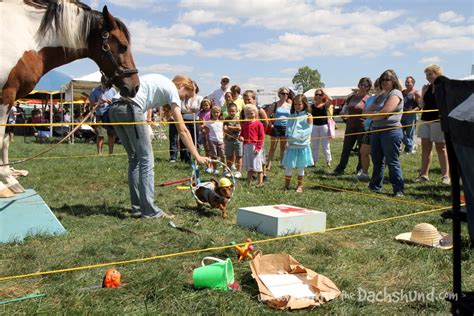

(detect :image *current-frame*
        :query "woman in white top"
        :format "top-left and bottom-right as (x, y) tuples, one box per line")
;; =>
(109, 74), (208, 219)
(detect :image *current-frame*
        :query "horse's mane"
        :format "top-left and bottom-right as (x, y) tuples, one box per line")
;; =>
(25, 0), (130, 49)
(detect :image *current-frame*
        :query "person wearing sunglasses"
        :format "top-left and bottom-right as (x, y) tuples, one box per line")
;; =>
(332, 77), (371, 176)
(310, 88), (333, 167)
(266, 87), (291, 170)
(365, 69), (404, 197)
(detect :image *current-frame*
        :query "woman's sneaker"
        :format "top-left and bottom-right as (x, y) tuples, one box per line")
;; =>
(234, 171), (242, 179)
(441, 176), (451, 185)
(415, 175), (429, 182)
(142, 212), (175, 220)
(205, 167), (214, 174)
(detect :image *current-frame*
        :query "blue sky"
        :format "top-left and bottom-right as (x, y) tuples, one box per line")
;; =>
(56, 0), (474, 95)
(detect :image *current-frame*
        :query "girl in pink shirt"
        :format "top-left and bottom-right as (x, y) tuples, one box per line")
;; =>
(239, 104), (265, 186)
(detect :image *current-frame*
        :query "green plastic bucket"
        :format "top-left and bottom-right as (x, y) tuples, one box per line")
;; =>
(193, 257), (234, 291)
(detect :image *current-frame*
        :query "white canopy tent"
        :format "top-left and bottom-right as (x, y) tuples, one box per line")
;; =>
(460, 74), (474, 81)
(304, 86), (356, 100)
(61, 71), (101, 143)
(61, 71), (101, 101)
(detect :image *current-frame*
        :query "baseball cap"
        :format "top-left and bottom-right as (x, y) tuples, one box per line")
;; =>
(221, 75), (230, 81)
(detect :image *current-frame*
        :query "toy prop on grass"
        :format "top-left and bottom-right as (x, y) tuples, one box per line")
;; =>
(102, 268), (121, 288)
(190, 160), (236, 219)
(231, 239), (254, 262)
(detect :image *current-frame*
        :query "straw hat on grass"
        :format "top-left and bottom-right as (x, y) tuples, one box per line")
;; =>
(395, 223), (452, 250)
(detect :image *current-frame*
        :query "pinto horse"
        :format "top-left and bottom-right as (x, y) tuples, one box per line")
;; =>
(0, 0), (139, 197)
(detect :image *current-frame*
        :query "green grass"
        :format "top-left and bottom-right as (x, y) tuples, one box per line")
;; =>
(0, 131), (472, 314)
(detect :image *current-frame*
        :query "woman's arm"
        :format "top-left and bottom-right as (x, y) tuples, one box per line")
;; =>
(171, 104), (208, 164)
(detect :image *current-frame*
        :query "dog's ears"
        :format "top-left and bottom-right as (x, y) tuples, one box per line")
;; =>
(210, 178), (218, 186)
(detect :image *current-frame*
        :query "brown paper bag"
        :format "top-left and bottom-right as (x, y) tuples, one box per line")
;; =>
(249, 253), (340, 310)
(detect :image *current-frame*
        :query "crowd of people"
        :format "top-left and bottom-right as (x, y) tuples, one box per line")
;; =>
(151, 65), (450, 197)
(8, 65), (451, 219)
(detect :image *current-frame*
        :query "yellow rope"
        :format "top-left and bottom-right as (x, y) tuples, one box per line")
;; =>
(0, 205), (450, 282)
(2, 109), (438, 127)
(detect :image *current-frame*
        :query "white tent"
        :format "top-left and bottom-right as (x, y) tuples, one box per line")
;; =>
(460, 74), (474, 81)
(304, 86), (356, 100)
(60, 71), (101, 143)
(61, 71), (101, 101)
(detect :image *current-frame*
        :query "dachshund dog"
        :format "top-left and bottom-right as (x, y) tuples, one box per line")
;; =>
(194, 178), (234, 219)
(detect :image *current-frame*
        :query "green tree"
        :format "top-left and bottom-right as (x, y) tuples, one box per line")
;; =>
(292, 66), (324, 93)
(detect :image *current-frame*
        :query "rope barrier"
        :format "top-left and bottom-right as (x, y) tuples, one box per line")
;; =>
(12, 119), (439, 162)
(0, 205), (451, 282)
(2, 108), (439, 127)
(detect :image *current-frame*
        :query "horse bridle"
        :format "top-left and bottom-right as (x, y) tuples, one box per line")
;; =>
(100, 31), (138, 88)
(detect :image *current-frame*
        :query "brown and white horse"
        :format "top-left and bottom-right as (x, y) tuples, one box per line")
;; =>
(0, 0), (139, 197)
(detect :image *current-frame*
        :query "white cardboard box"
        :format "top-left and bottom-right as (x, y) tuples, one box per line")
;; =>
(237, 204), (326, 237)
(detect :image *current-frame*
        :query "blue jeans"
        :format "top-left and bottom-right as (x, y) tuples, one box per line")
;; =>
(169, 122), (178, 161)
(334, 125), (364, 174)
(401, 114), (417, 153)
(453, 143), (474, 241)
(369, 128), (404, 194)
(109, 102), (164, 217)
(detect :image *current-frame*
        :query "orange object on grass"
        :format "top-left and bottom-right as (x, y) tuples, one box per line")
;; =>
(102, 268), (121, 288)
(234, 239), (254, 262)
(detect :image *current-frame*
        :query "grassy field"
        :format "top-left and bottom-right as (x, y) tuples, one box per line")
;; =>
(0, 129), (473, 314)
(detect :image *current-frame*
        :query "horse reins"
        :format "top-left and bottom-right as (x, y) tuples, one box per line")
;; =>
(100, 31), (138, 88)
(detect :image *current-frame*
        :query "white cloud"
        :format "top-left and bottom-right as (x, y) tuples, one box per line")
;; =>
(119, 1), (473, 62)
(280, 67), (298, 75)
(419, 56), (441, 64)
(438, 11), (465, 23)
(179, 0), (402, 34)
(178, 10), (239, 25)
(417, 21), (472, 38)
(128, 21), (202, 56)
(415, 36), (474, 52)
(198, 27), (224, 38)
(315, 0), (352, 8)
(199, 48), (243, 59)
(107, 0), (166, 11)
(140, 63), (194, 75)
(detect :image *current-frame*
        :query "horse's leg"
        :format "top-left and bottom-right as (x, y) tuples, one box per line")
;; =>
(3, 121), (24, 193)
(0, 106), (16, 197)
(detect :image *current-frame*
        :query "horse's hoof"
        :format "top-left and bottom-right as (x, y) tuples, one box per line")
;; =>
(8, 183), (25, 194)
(0, 187), (15, 198)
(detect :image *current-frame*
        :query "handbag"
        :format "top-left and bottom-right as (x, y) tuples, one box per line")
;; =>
(264, 102), (277, 136)
(264, 124), (273, 136)
(327, 117), (336, 139)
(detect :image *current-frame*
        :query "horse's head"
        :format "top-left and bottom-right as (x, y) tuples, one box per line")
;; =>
(90, 6), (139, 98)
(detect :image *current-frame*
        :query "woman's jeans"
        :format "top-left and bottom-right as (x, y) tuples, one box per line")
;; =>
(109, 101), (164, 217)
(334, 125), (364, 174)
(401, 114), (417, 153)
(369, 127), (404, 194)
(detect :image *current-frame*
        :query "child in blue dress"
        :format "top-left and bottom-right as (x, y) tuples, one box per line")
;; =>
(282, 94), (314, 192)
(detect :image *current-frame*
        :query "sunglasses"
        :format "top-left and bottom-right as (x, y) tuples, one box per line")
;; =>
(280, 92), (288, 95)
(359, 84), (369, 88)
(315, 93), (323, 96)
